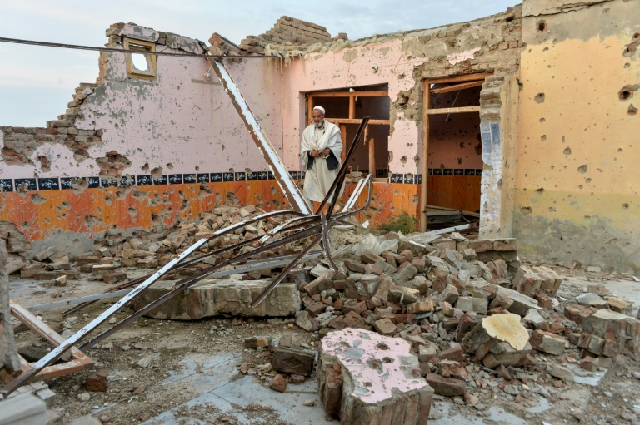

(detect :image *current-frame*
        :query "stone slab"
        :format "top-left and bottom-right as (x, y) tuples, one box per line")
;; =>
(132, 278), (300, 320)
(0, 393), (47, 425)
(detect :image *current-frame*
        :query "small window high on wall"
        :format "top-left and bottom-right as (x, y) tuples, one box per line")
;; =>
(306, 84), (390, 180)
(124, 38), (157, 80)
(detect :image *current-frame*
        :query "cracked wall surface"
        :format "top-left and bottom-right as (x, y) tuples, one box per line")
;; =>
(1, 0), (637, 277)
(0, 23), (291, 241)
(515, 0), (640, 272)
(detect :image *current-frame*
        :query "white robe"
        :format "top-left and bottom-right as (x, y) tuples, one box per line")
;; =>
(300, 120), (342, 206)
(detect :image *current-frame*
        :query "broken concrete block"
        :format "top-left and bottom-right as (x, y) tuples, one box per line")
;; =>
(0, 393), (47, 425)
(387, 286), (419, 305)
(549, 364), (574, 382)
(296, 310), (314, 331)
(577, 333), (605, 356)
(34, 246), (57, 262)
(496, 287), (540, 316)
(102, 271), (127, 285)
(606, 297), (632, 315)
(530, 330), (566, 355)
(318, 329), (433, 424)
(576, 293), (608, 308)
(523, 309), (545, 327)
(456, 296), (473, 313)
(393, 262), (418, 285)
(306, 276), (333, 296)
(418, 342), (438, 363)
(374, 318), (397, 336)
(564, 303), (595, 325)
(133, 277), (300, 320)
(426, 373), (466, 397)
(407, 299), (434, 314)
(441, 284), (459, 304)
(462, 313), (531, 369)
(582, 310), (640, 359)
(273, 346), (315, 376)
(54, 275), (67, 287)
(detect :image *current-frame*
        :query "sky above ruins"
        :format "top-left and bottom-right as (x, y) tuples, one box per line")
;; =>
(1, 0), (516, 127)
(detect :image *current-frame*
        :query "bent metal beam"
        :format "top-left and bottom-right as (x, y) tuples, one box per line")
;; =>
(209, 58), (311, 215)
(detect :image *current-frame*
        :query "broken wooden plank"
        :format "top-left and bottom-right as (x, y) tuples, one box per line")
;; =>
(311, 91), (388, 97)
(425, 224), (472, 236)
(425, 106), (480, 115)
(420, 80), (431, 232)
(431, 80), (484, 94)
(210, 59), (311, 214)
(326, 118), (389, 125)
(426, 72), (492, 84)
(1, 238), (208, 396)
(10, 301), (93, 381)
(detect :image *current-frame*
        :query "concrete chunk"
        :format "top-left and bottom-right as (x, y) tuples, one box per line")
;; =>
(318, 329), (433, 424)
(582, 310), (640, 359)
(133, 277), (300, 320)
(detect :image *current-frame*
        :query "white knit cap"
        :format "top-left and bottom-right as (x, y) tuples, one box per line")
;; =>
(312, 106), (325, 115)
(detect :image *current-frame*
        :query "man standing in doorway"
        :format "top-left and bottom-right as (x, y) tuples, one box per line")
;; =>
(301, 106), (343, 209)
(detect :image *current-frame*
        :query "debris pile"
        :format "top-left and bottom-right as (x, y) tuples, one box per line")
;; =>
(267, 228), (639, 419)
(8, 205), (300, 291)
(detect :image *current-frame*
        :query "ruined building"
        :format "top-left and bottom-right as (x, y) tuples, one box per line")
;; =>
(0, 0), (638, 274)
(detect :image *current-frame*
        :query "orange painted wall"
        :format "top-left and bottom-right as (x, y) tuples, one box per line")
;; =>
(0, 181), (422, 241)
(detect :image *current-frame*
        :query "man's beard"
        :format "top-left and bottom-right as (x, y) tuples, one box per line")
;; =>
(314, 120), (324, 128)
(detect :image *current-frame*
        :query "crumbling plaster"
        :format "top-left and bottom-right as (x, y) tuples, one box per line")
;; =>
(280, 38), (427, 174)
(280, 6), (523, 181)
(77, 25), (285, 178)
(515, 0), (640, 272)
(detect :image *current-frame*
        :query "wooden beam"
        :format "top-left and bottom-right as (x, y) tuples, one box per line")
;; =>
(327, 118), (390, 125)
(420, 80), (430, 232)
(311, 91), (388, 97)
(368, 130), (376, 179)
(340, 124), (347, 164)
(10, 300), (93, 381)
(307, 94), (313, 126)
(349, 96), (355, 119)
(425, 72), (492, 84)
(431, 80), (484, 94)
(211, 60), (311, 214)
(425, 106), (480, 115)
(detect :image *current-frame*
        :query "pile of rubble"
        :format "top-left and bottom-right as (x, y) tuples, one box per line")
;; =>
(229, 228), (639, 422)
(3, 204), (293, 291)
(4, 207), (640, 423)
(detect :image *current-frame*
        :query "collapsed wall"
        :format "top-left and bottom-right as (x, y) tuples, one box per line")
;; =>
(0, 23), (291, 251)
(0, 0), (637, 274)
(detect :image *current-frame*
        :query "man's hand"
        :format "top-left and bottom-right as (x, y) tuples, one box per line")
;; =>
(321, 148), (331, 157)
(310, 149), (320, 157)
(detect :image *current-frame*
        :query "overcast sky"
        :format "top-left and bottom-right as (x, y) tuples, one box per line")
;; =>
(0, 0), (517, 127)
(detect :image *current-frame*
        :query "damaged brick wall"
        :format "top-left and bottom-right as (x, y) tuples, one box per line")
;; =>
(240, 16), (332, 54)
(275, 5), (524, 228)
(514, 0), (640, 273)
(0, 22), (291, 244)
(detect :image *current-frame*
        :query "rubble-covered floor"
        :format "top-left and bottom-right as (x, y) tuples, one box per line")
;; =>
(8, 269), (640, 425)
(4, 206), (640, 425)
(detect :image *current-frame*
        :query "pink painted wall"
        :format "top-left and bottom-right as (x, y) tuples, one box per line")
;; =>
(280, 39), (430, 174)
(0, 24), (286, 181)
